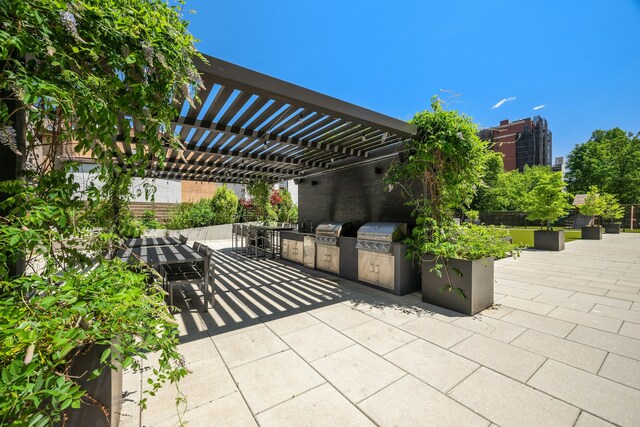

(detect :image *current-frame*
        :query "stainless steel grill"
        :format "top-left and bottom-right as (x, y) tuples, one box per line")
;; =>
(314, 222), (352, 274)
(314, 222), (352, 246)
(356, 222), (407, 290)
(355, 222), (407, 253)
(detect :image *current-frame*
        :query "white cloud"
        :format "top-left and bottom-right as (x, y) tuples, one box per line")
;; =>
(491, 96), (516, 109)
(533, 104), (546, 110)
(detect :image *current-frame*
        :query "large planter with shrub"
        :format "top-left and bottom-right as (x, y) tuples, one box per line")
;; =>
(581, 226), (603, 240)
(534, 230), (565, 251)
(62, 344), (122, 427)
(604, 223), (621, 234)
(422, 255), (494, 315)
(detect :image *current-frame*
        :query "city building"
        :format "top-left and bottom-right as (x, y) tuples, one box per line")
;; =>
(479, 116), (552, 171)
(551, 156), (566, 175)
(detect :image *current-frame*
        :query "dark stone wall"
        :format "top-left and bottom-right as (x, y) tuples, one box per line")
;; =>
(297, 157), (416, 229)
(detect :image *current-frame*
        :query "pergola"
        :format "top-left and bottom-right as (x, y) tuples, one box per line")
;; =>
(133, 54), (418, 184)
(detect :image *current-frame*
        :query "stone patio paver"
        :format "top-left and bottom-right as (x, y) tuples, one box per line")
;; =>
(310, 344), (406, 403)
(279, 322), (355, 362)
(342, 318), (416, 355)
(308, 303), (373, 331)
(399, 315), (473, 348)
(450, 333), (546, 382)
(574, 411), (617, 427)
(500, 309), (576, 338)
(154, 391), (257, 427)
(597, 353), (640, 390)
(255, 383), (374, 427)
(214, 325), (288, 368)
(528, 359), (640, 426)
(359, 375), (489, 427)
(384, 338), (479, 392)
(567, 325), (640, 360)
(547, 307), (622, 332)
(510, 329), (606, 373)
(230, 350), (325, 414)
(449, 367), (580, 427)
(452, 314), (527, 343)
(619, 321), (640, 339)
(121, 234), (640, 426)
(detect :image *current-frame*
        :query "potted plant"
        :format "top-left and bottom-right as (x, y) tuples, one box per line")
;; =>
(0, 0), (201, 422)
(385, 97), (521, 315)
(579, 186), (605, 240)
(420, 222), (518, 315)
(522, 170), (572, 251)
(601, 193), (625, 234)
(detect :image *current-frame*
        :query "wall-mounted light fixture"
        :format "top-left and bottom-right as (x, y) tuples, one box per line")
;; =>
(374, 166), (383, 175)
(311, 180), (318, 186)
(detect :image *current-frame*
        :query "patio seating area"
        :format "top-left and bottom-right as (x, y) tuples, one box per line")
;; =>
(120, 233), (640, 427)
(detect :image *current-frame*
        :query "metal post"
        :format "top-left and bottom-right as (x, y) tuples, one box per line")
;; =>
(631, 205), (635, 231)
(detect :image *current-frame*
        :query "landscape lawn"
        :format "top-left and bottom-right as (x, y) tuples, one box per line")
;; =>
(507, 227), (582, 246)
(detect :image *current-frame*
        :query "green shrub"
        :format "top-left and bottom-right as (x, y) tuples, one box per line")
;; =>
(601, 193), (625, 223)
(274, 188), (297, 223)
(166, 199), (216, 229)
(140, 210), (163, 229)
(118, 211), (145, 238)
(211, 185), (238, 224)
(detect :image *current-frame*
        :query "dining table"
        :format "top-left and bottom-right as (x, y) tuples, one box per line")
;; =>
(124, 237), (181, 248)
(116, 243), (211, 311)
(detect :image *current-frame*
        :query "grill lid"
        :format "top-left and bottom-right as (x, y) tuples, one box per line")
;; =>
(357, 222), (407, 243)
(315, 222), (352, 237)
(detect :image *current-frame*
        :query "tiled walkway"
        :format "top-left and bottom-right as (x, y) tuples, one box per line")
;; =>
(121, 233), (640, 427)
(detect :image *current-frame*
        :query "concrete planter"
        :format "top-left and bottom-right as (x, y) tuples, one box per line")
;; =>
(604, 223), (621, 234)
(582, 226), (603, 240)
(421, 255), (494, 315)
(61, 343), (122, 427)
(533, 230), (565, 251)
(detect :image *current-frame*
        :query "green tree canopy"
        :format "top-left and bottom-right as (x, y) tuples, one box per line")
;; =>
(579, 185), (606, 225)
(601, 193), (625, 223)
(565, 128), (640, 204)
(523, 169), (572, 230)
(211, 185), (239, 224)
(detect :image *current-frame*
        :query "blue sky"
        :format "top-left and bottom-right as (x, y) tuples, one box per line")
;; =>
(186, 0), (640, 159)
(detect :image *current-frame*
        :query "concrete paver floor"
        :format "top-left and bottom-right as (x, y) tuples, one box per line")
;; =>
(121, 233), (640, 427)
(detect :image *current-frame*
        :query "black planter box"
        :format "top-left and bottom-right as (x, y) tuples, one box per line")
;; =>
(604, 223), (621, 234)
(421, 255), (494, 315)
(61, 344), (122, 427)
(533, 230), (565, 251)
(582, 226), (603, 240)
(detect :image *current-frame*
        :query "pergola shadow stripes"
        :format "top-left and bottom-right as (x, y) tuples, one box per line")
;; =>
(133, 54), (418, 184)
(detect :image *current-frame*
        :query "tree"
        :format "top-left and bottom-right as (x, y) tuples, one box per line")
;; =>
(0, 0), (201, 422)
(566, 128), (640, 204)
(246, 180), (276, 223)
(471, 150), (505, 211)
(579, 186), (606, 226)
(601, 193), (625, 224)
(273, 188), (297, 223)
(523, 170), (572, 230)
(211, 185), (239, 224)
(385, 96), (518, 267)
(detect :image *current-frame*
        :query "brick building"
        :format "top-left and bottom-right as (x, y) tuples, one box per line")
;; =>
(479, 116), (552, 171)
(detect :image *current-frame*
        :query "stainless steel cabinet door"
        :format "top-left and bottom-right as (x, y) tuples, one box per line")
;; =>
(316, 245), (340, 273)
(358, 251), (395, 289)
(303, 236), (316, 269)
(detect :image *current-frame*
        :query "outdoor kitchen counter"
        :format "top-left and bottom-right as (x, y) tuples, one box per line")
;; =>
(279, 232), (420, 296)
(279, 230), (315, 242)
